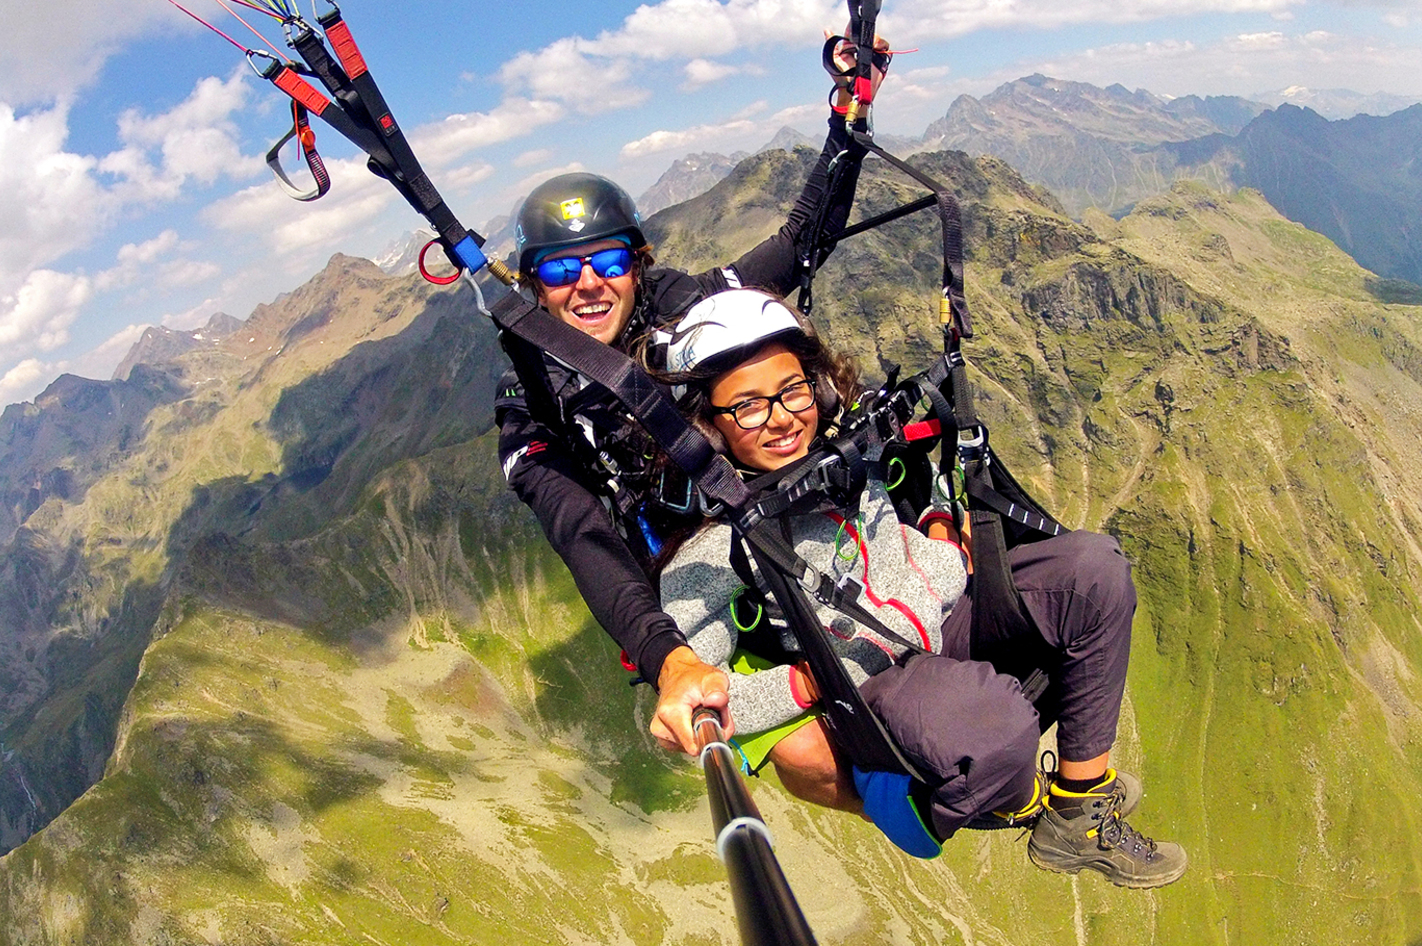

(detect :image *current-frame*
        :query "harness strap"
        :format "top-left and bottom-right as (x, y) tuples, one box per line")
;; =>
(728, 529), (929, 660)
(740, 520), (927, 780)
(264, 100), (331, 202)
(306, 13), (487, 273)
(247, 14), (513, 285)
(489, 292), (751, 512)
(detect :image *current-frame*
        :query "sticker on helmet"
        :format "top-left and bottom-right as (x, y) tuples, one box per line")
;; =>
(560, 198), (586, 220)
(567, 219), (586, 232)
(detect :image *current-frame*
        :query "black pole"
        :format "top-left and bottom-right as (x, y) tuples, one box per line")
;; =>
(693, 709), (819, 946)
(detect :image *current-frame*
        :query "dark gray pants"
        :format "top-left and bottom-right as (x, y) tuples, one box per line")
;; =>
(858, 530), (1135, 839)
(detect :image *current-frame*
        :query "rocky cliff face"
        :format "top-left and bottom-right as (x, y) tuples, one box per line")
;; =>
(111, 312), (243, 382)
(1, 149), (1420, 944)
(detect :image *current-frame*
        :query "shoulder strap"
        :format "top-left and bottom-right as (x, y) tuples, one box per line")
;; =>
(499, 326), (567, 436)
(489, 291), (751, 511)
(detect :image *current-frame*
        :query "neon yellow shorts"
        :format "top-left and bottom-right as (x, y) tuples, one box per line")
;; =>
(727, 650), (821, 774)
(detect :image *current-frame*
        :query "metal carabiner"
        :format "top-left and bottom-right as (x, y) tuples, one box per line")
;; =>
(246, 50), (283, 80)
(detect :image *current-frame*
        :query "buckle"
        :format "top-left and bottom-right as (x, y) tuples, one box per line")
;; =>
(835, 572), (864, 602)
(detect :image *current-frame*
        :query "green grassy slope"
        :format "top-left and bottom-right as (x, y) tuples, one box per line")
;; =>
(1, 151), (1420, 944)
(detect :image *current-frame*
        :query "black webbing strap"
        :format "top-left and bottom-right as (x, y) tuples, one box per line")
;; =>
(844, 0), (882, 134)
(499, 327), (568, 440)
(489, 292), (750, 512)
(728, 526), (929, 660)
(962, 460), (1065, 537)
(855, 136), (972, 339)
(256, 57), (384, 158)
(255, 12), (507, 282)
(797, 138), (971, 341)
(302, 12), (474, 254)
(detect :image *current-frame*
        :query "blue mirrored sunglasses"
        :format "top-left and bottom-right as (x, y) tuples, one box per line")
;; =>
(534, 247), (634, 287)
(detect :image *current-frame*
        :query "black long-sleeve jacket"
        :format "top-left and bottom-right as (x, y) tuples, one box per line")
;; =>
(495, 115), (864, 687)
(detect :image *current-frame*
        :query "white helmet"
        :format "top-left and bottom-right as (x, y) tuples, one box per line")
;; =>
(658, 289), (805, 377)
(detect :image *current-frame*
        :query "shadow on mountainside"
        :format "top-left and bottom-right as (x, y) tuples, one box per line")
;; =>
(0, 577), (163, 854)
(2, 697), (513, 940)
(258, 286), (509, 544)
(0, 365), (192, 547)
(525, 615), (702, 815)
(0, 279), (520, 855)
(1364, 275), (1422, 306)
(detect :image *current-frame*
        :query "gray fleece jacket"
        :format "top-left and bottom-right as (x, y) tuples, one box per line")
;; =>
(659, 475), (969, 736)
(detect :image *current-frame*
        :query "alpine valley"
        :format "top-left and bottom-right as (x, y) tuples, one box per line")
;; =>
(1, 140), (1421, 943)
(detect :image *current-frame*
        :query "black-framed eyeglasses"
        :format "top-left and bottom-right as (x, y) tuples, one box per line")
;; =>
(709, 379), (817, 430)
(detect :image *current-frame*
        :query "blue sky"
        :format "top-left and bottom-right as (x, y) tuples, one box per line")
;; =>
(2, 0), (1421, 407)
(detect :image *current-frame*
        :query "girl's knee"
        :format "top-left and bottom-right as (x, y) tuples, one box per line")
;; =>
(1060, 531), (1136, 614)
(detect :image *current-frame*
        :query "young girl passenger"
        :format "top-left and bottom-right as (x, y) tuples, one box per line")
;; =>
(645, 288), (1186, 889)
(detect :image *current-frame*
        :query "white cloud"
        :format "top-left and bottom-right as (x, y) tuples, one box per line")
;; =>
(95, 230), (182, 291)
(593, 0), (839, 59)
(500, 43), (648, 112)
(684, 59), (740, 90)
(622, 119), (761, 158)
(0, 322), (152, 405)
(0, 78), (256, 398)
(163, 299), (225, 331)
(69, 323), (148, 381)
(515, 148), (554, 168)
(0, 103), (115, 295)
(153, 259), (222, 291)
(766, 103), (825, 127)
(204, 153), (396, 254)
(0, 269), (93, 354)
(732, 99), (772, 120)
(509, 163), (589, 199)
(440, 163), (498, 192)
(499, 0), (839, 108)
(0, 358), (49, 408)
(1233, 31), (1291, 50)
(100, 71), (254, 203)
(1028, 29), (1422, 97)
(88, 230), (222, 299)
(412, 99), (567, 168)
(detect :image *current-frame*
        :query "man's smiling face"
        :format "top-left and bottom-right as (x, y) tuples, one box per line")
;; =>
(533, 238), (638, 346)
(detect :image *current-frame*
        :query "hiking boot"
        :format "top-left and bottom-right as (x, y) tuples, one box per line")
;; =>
(1027, 770), (1186, 888)
(1101, 768), (1142, 818)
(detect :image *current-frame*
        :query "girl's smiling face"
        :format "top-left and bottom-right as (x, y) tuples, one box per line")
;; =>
(708, 342), (819, 471)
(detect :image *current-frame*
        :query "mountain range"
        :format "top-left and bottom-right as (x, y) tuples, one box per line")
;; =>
(2, 132), (1421, 943)
(641, 74), (1422, 285)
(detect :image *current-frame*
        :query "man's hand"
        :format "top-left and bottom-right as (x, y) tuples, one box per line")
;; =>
(650, 646), (731, 755)
(827, 26), (892, 106)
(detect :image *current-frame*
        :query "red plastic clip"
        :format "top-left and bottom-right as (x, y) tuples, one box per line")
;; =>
(903, 419), (943, 441)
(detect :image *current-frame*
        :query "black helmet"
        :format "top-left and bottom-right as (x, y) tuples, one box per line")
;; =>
(516, 173), (646, 275)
